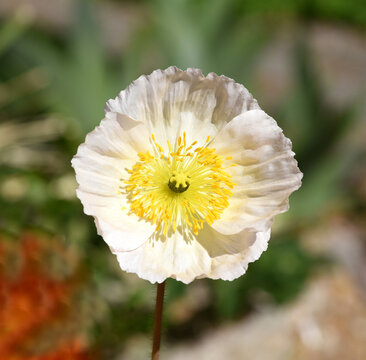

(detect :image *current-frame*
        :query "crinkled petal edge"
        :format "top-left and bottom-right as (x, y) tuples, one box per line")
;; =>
(115, 228), (271, 284)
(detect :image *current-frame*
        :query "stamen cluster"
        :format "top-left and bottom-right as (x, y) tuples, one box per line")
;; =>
(123, 133), (236, 236)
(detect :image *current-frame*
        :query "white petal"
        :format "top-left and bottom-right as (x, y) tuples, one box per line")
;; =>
(105, 67), (259, 147)
(76, 190), (154, 252)
(94, 216), (153, 252)
(115, 225), (271, 283)
(169, 111), (218, 147)
(82, 113), (151, 160)
(211, 109), (302, 235)
(116, 229), (212, 284)
(197, 225), (271, 281)
(72, 115), (155, 251)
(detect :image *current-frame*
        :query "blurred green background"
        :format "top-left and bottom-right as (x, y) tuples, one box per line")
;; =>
(0, 0), (365, 359)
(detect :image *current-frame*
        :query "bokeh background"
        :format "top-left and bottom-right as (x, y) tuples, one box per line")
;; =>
(1, 0), (365, 359)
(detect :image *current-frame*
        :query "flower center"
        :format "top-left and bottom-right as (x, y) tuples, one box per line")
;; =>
(122, 133), (236, 236)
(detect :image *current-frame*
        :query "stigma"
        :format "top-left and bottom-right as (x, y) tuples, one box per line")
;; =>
(168, 171), (191, 193)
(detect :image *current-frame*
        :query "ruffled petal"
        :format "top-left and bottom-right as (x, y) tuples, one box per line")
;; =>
(105, 67), (259, 147)
(115, 225), (270, 283)
(197, 225), (271, 281)
(82, 113), (151, 160)
(211, 109), (302, 235)
(72, 115), (155, 251)
(116, 229), (212, 284)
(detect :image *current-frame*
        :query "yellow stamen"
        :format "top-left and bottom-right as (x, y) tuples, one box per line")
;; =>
(123, 134), (236, 236)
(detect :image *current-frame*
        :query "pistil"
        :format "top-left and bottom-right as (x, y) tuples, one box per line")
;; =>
(168, 171), (191, 193)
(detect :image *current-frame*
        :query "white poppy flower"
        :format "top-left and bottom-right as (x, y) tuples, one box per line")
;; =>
(72, 67), (302, 284)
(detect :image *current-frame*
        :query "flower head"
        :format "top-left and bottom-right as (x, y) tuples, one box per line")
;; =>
(72, 67), (302, 284)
